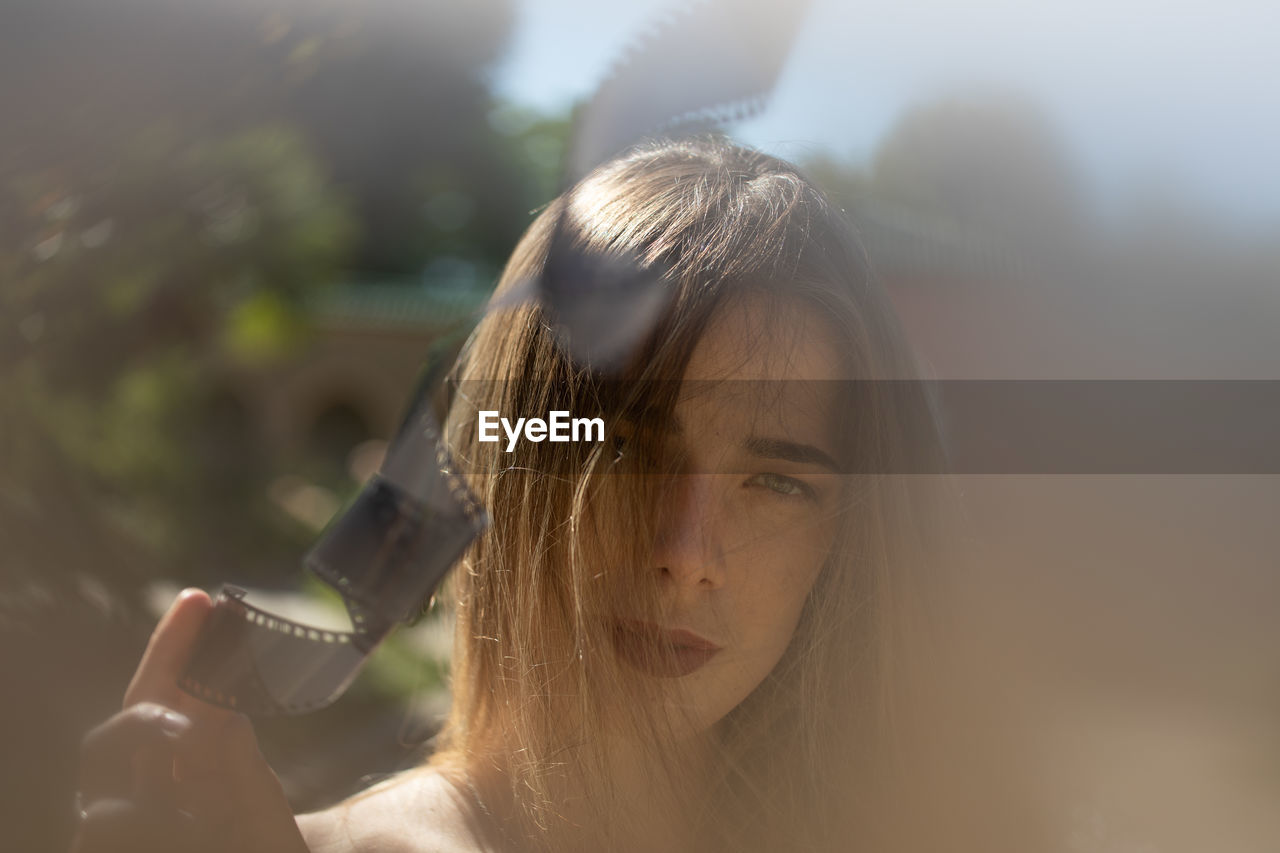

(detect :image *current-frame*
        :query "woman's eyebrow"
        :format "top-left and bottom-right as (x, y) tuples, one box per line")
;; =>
(743, 436), (839, 472)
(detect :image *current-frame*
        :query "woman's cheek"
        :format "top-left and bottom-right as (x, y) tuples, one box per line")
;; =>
(749, 542), (824, 624)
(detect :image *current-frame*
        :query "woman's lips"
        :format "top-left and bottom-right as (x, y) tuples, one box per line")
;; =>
(612, 620), (722, 678)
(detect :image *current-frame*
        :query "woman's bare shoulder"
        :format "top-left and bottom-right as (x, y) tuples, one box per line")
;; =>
(298, 766), (488, 853)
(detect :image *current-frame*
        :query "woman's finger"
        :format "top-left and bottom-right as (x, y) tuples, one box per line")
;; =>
(78, 703), (191, 803)
(119, 589), (236, 798)
(123, 588), (215, 711)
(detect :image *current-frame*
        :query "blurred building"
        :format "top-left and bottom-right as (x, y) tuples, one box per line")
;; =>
(215, 280), (489, 467)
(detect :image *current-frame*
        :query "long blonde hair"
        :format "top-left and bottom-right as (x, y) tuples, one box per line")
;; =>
(428, 137), (947, 852)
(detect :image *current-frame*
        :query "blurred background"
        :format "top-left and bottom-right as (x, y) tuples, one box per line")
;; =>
(2, 0), (1277, 850)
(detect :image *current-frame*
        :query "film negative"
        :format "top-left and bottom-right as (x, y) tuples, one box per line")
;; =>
(178, 586), (375, 715)
(178, 411), (487, 715)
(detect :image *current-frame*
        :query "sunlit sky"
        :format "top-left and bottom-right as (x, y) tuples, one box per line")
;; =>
(489, 0), (1280, 230)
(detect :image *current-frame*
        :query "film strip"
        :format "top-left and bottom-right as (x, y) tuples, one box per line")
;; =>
(178, 411), (487, 715)
(178, 586), (373, 715)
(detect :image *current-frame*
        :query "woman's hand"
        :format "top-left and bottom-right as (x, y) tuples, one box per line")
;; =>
(71, 589), (310, 853)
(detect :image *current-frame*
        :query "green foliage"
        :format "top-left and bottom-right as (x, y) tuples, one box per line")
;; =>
(2, 120), (356, 586)
(223, 289), (309, 363)
(358, 625), (449, 700)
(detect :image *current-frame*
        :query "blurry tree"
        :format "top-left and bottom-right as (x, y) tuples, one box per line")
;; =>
(802, 151), (872, 213)
(808, 93), (1087, 249)
(872, 94), (1085, 241)
(1, 0), (521, 275)
(2, 125), (356, 590)
(0, 116), (361, 853)
(0, 0), (531, 592)
(485, 101), (572, 213)
(273, 0), (537, 274)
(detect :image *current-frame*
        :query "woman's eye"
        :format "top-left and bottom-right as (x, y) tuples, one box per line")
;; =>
(749, 472), (815, 500)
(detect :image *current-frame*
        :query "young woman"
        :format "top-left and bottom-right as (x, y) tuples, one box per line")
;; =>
(72, 137), (957, 853)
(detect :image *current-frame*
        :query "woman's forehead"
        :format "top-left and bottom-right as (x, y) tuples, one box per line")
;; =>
(668, 296), (846, 453)
(681, 295), (845, 383)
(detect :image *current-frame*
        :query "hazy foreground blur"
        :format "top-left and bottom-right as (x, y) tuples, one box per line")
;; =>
(2, 1), (1278, 851)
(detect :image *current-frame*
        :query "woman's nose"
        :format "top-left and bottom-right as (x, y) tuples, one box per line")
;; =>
(652, 475), (727, 590)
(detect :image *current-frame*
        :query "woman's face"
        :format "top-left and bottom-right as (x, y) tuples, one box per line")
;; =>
(612, 295), (846, 735)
